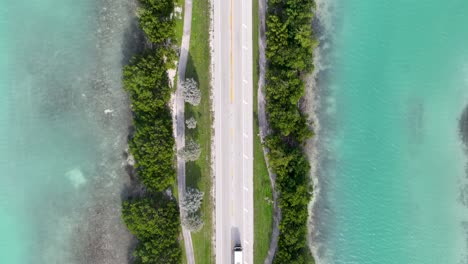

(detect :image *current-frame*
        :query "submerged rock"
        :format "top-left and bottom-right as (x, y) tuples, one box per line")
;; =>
(460, 105), (468, 148)
(65, 168), (87, 188)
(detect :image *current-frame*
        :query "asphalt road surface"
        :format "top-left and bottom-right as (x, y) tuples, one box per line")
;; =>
(214, 0), (253, 263)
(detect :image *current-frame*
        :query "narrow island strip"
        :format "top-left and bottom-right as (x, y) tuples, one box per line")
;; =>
(260, 0), (318, 263)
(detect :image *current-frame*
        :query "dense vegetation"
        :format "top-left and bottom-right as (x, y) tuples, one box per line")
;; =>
(265, 136), (312, 264)
(121, 0), (182, 263)
(124, 52), (176, 192)
(265, 0), (317, 263)
(138, 0), (177, 62)
(122, 196), (182, 263)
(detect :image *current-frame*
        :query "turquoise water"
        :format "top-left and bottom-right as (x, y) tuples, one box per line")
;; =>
(313, 0), (468, 263)
(0, 0), (140, 263)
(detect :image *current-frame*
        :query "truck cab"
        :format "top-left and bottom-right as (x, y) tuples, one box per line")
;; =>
(233, 244), (243, 264)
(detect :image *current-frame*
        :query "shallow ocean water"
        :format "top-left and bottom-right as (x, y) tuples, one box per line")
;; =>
(0, 0), (141, 263)
(312, 0), (468, 263)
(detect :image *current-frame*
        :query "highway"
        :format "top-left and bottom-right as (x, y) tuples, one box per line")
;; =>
(213, 0), (253, 263)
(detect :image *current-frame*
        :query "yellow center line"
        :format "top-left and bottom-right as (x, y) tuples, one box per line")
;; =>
(229, 0), (233, 103)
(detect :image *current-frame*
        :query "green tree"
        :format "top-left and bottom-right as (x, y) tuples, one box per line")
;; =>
(123, 52), (172, 120)
(129, 114), (175, 192)
(264, 1), (317, 254)
(121, 0), (181, 263)
(180, 138), (201, 162)
(122, 197), (182, 264)
(138, 0), (175, 46)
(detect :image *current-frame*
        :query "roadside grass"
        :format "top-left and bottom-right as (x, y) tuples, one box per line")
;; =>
(252, 0), (274, 263)
(181, 237), (188, 264)
(174, 0), (185, 47)
(172, 176), (186, 264)
(184, 0), (214, 263)
(173, 1), (186, 261)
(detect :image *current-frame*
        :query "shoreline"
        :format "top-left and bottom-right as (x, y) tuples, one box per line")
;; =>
(67, 1), (143, 263)
(32, 0), (144, 263)
(261, 0), (318, 262)
(306, 0), (335, 262)
(306, 2), (468, 263)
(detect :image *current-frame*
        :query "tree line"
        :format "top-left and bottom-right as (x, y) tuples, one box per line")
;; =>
(265, 0), (317, 263)
(121, 0), (182, 263)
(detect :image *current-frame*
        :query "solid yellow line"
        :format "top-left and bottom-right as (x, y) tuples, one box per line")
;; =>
(229, 0), (233, 103)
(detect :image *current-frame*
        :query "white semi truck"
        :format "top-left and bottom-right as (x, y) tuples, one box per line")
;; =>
(234, 245), (243, 264)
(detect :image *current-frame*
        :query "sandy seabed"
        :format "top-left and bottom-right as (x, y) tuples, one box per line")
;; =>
(38, 1), (147, 263)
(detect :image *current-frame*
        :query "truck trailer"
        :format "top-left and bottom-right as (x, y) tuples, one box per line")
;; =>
(234, 245), (243, 264)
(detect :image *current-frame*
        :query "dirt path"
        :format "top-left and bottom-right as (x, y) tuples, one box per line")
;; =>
(256, 0), (281, 263)
(174, 0), (195, 263)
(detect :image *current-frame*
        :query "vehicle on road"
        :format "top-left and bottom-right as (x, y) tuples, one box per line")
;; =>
(234, 244), (243, 264)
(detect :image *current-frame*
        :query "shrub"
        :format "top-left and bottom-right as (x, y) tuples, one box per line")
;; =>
(129, 114), (175, 192)
(180, 138), (201, 162)
(138, 0), (177, 63)
(123, 50), (176, 192)
(122, 196), (182, 264)
(181, 188), (204, 213)
(181, 188), (205, 232)
(185, 117), (197, 129)
(182, 213), (204, 232)
(123, 52), (172, 120)
(182, 78), (201, 106)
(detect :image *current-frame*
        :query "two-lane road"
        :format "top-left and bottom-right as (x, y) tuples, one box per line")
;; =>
(214, 0), (253, 263)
